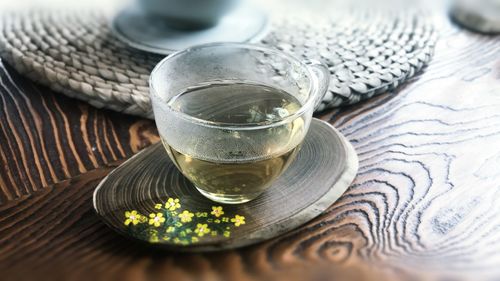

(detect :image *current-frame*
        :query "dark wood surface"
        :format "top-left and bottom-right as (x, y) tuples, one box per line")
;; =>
(1, 15), (500, 281)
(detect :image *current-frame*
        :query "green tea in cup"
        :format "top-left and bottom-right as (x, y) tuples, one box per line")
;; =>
(150, 43), (329, 204)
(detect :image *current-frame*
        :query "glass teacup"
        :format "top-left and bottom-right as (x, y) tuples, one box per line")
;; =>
(150, 43), (329, 204)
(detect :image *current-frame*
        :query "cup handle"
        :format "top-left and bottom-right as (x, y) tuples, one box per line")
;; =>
(305, 60), (330, 111)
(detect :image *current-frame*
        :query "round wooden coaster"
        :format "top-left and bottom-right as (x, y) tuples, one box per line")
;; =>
(93, 119), (358, 251)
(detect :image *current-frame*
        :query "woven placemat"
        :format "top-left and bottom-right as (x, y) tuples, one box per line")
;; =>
(0, 1), (436, 118)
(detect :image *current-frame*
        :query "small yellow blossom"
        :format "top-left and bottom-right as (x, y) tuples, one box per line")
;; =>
(154, 203), (163, 209)
(231, 215), (245, 227)
(149, 213), (166, 227)
(124, 210), (142, 226)
(166, 226), (175, 233)
(178, 210), (194, 223)
(211, 206), (224, 217)
(195, 223), (211, 237)
(223, 231), (231, 238)
(165, 198), (181, 211)
(191, 237), (199, 243)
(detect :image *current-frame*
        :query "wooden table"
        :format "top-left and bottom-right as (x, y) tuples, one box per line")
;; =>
(1, 12), (500, 281)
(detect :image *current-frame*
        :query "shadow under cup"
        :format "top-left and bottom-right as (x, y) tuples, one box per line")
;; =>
(150, 43), (329, 204)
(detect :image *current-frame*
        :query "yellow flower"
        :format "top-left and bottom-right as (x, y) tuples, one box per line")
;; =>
(191, 237), (199, 243)
(231, 215), (245, 227)
(178, 210), (194, 223)
(124, 210), (142, 226)
(223, 231), (231, 238)
(166, 226), (175, 233)
(165, 198), (181, 211)
(154, 203), (163, 209)
(211, 206), (224, 217)
(149, 213), (166, 227)
(195, 223), (211, 237)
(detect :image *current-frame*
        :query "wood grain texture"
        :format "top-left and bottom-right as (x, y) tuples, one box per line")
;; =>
(1, 14), (500, 281)
(0, 61), (159, 204)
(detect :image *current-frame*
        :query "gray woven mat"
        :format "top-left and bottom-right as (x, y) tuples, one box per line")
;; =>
(0, 2), (436, 118)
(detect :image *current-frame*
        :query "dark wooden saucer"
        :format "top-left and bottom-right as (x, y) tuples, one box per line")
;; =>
(93, 119), (358, 251)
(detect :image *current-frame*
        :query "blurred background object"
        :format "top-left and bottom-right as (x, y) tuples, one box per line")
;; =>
(450, 0), (500, 33)
(112, 0), (268, 54)
(137, 0), (239, 29)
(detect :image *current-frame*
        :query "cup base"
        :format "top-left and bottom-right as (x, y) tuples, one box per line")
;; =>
(195, 186), (262, 204)
(111, 3), (269, 55)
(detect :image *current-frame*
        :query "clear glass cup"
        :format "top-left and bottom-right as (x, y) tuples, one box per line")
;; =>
(150, 43), (329, 204)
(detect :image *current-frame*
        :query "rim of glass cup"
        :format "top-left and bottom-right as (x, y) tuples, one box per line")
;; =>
(149, 42), (318, 130)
